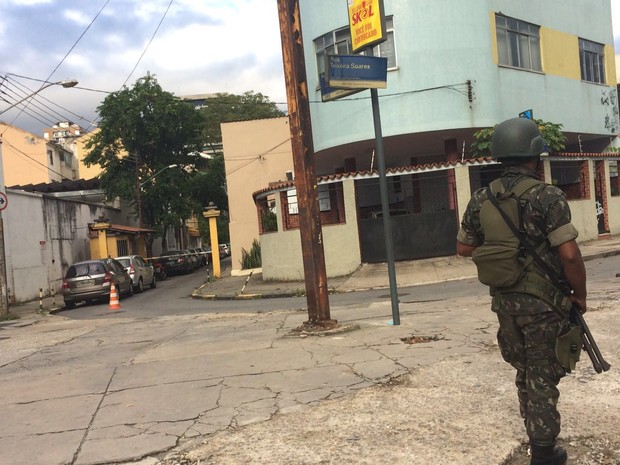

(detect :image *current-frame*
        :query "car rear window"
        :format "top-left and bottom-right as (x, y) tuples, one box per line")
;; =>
(66, 262), (106, 278)
(117, 258), (130, 267)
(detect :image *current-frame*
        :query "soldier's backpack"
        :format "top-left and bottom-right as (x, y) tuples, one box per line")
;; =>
(472, 177), (543, 288)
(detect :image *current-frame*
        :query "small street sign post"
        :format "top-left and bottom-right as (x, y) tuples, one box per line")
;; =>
(320, 0), (399, 325)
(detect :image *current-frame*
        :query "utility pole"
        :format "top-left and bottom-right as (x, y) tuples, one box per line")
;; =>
(277, 0), (334, 327)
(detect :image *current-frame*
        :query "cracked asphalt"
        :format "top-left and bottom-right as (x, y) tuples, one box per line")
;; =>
(1, 275), (618, 464)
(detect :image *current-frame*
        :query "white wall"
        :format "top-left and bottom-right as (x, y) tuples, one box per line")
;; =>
(4, 189), (124, 303)
(261, 179), (361, 281)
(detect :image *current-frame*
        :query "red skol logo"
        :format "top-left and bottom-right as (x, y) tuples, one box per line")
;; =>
(351, 1), (375, 25)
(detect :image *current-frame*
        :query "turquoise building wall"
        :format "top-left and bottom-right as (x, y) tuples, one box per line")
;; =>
(299, 0), (618, 156)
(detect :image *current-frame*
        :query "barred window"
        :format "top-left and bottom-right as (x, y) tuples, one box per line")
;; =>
(287, 189), (298, 215)
(495, 14), (541, 72)
(579, 38), (606, 84)
(314, 16), (396, 78)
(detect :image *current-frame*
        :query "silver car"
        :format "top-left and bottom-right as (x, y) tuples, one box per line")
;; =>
(61, 258), (133, 309)
(116, 255), (156, 293)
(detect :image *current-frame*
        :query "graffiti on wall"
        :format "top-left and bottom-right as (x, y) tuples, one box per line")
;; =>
(601, 88), (619, 133)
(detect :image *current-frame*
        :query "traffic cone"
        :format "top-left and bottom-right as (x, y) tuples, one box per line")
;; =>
(108, 282), (121, 310)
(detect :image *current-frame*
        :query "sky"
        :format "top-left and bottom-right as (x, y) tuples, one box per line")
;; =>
(1, 0), (620, 136)
(0, 0), (287, 134)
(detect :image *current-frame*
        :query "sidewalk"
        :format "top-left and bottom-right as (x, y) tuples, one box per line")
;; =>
(191, 235), (620, 301)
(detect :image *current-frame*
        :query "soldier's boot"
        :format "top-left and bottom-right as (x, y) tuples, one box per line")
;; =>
(530, 443), (567, 465)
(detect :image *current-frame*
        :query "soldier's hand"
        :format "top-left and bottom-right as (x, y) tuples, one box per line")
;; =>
(570, 295), (587, 314)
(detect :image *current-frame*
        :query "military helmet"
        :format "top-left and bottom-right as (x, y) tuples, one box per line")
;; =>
(491, 117), (546, 160)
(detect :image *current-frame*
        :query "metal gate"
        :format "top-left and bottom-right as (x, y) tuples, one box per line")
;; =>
(356, 170), (458, 263)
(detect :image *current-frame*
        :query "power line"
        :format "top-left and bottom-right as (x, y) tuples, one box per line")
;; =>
(5, 0), (111, 128)
(0, 137), (69, 181)
(121, 0), (175, 88)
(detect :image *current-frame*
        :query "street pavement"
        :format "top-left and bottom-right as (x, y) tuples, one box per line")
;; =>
(1, 237), (619, 465)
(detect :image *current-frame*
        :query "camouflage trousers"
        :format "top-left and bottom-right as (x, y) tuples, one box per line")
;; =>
(495, 299), (567, 444)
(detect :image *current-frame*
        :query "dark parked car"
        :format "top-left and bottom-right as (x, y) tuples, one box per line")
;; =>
(184, 249), (201, 270)
(116, 255), (156, 292)
(188, 247), (208, 267)
(158, 250), (193, 275)
(61, 258), (133, 309)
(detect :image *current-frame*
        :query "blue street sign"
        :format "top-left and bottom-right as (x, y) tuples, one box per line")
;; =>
(326, 55), (388, 89)
(319, 73), (363, 102)
(519, 109), (534, 120)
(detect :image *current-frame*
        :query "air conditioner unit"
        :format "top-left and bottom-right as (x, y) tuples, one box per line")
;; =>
(285, 171), (294, 181)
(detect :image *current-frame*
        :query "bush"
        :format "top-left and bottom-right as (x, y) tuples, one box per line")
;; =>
(261, 211), (277, 232)
(241, 239), (261, 269)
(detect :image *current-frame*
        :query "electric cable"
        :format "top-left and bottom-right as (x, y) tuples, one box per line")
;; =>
(4, 0), (111, 128)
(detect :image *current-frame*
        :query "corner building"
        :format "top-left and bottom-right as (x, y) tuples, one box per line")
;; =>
(230, 0), (620, 279)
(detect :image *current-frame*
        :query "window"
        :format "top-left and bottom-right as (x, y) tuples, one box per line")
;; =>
(116, 239), (129, 257)
(48, 149), (53, 165)
(495, 15), (541, 72)
(550, 160), (589, 200)
(287, 189), (298, 214)
(314, 16), (396, 78)
(318, 185), (331, 212)
(579, 38), (606, 84)
(609, 161), (619, 196)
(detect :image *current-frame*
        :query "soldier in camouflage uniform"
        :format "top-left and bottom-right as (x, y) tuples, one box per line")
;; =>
(456, 118), (587, 465)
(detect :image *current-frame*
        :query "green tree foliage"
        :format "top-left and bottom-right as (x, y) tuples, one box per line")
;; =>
(84, 73), (204, 249)
(199, 91), (285, 155)
(470, 118), (566, 158)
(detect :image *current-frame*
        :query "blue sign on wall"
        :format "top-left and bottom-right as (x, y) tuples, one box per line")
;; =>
(326, 55), (388, 89)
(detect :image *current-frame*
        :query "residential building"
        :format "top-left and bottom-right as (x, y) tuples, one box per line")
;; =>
(0, 123), (77, 185)
(224, 0), (620, 280)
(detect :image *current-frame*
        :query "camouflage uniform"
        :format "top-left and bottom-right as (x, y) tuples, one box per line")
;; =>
(457, 166), (578, 445)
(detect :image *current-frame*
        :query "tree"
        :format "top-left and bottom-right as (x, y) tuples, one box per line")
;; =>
(199, 91), (285, 155)
(470, 118), (566, 158)
(84, 73), (204, 252)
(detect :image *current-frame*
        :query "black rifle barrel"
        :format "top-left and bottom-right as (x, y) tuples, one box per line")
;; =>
(571, 307), (611, 373)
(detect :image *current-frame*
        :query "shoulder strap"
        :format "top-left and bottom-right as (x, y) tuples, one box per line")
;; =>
(489, 176), (542, 197)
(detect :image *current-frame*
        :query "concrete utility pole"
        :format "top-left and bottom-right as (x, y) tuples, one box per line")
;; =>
(277, 0), (334, 326)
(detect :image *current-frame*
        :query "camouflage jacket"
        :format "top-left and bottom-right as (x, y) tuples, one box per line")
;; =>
(457, 167), (578, 313)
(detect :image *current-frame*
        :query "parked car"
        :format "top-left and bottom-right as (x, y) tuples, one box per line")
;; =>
(219, 244), (230, 257)
(148, 257), (168, 281)
(158, 250), (193, 275)
(189, 247), (208, 267)
(61, 258), (133, 309)
(116, 255), (156, 292)
(183, 249), (200, 271)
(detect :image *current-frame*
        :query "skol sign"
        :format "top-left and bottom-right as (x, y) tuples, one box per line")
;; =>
(347, 0), (387, 53)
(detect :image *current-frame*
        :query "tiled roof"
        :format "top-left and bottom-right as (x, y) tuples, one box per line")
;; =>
(9, 178), (100, 193)
(252, 151), (620, 199)
(253, 157), (495, 198)
(88, 223), (156, 234)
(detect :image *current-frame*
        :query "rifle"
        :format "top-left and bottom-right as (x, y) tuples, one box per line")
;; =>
(486, 188), (611, 374)
(570, 305), (611, 373)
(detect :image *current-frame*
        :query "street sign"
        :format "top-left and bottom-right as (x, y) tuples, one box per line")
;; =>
(519, 109), (534, 120)
(0, 192), (7, 211)
(326, 55), (388, 89)
(319, 73), (363, 102)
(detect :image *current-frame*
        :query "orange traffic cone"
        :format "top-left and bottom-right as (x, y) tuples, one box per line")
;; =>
(108, 282), (121, 310)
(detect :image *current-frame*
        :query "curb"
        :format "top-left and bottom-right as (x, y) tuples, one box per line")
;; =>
(190, 248), (620, 301)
